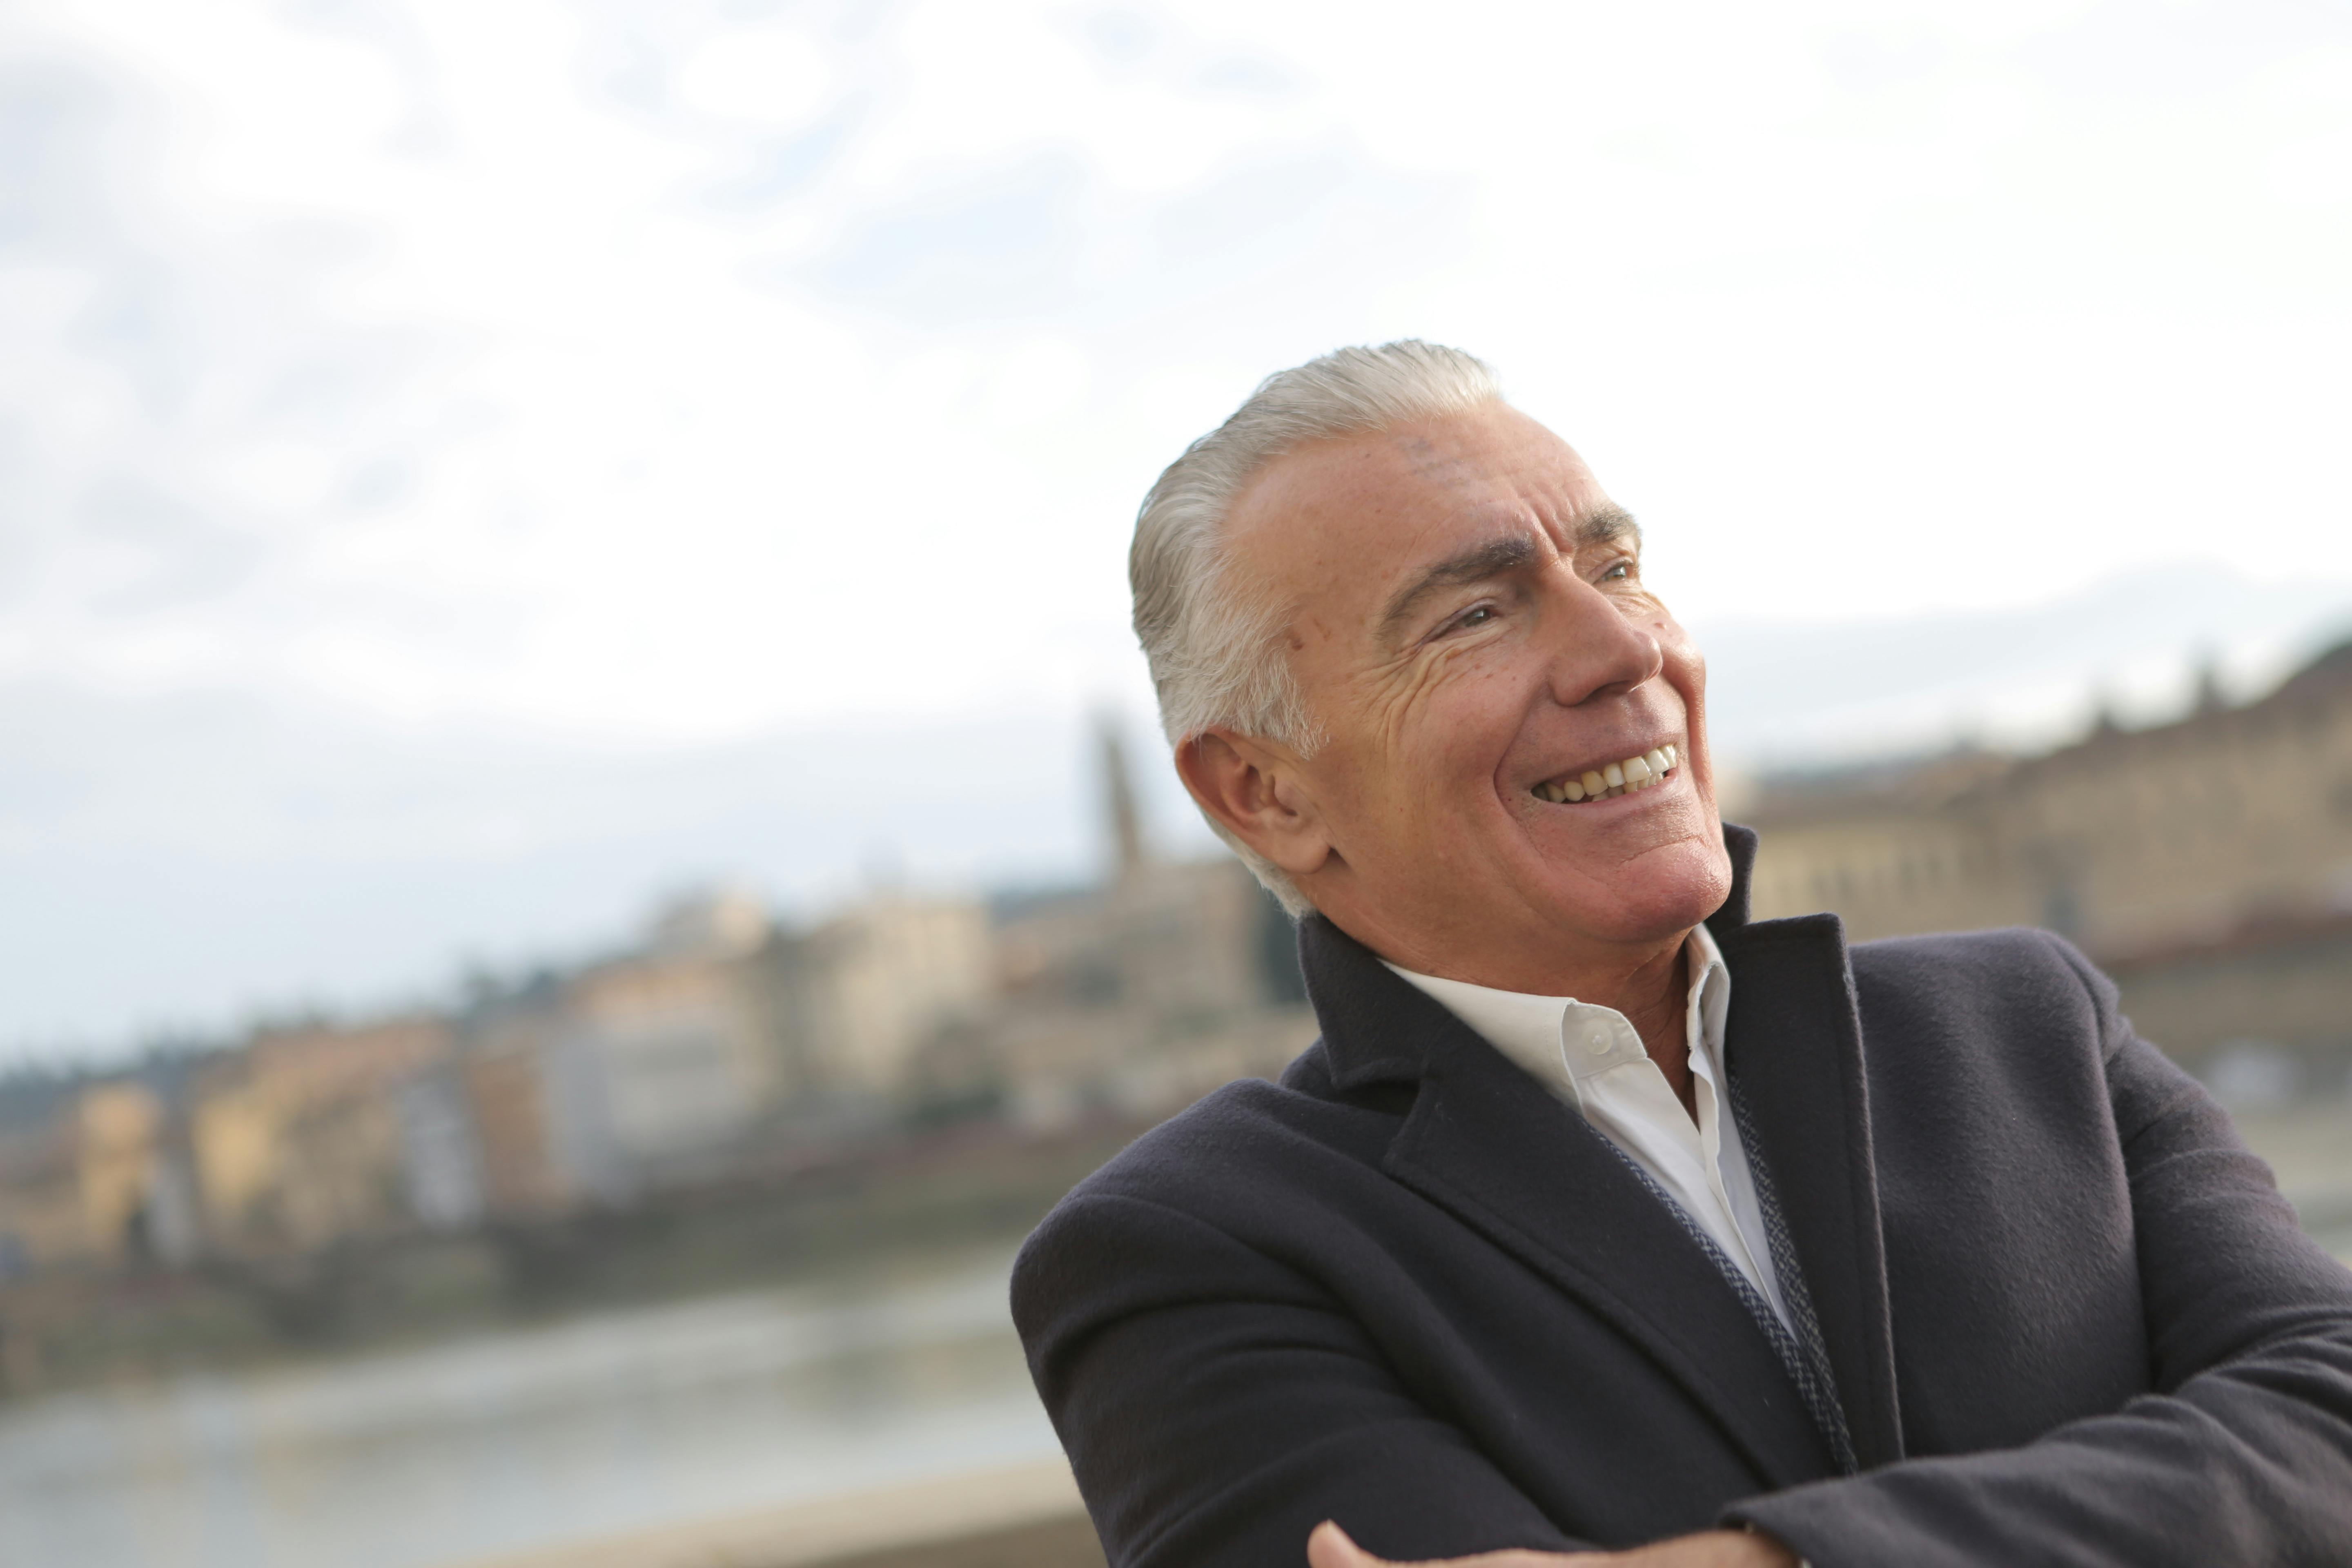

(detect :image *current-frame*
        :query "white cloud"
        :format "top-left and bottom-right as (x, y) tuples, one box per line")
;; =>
(673, 24), (834, 125)
(2266, 126), (2352, 207)
(5, 0), (2349, 744)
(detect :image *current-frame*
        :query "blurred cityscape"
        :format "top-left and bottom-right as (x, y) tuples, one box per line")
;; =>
(6, 637), (2352, 1385)
(0, 635), (2342, 1568)
(1, 637), (2350, 1567)
(0, 716), (1316, 1396)
(1747, 635), (2352, 1109)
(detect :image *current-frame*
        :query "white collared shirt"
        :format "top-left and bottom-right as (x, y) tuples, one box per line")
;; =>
(1382, 922), (1791, 1329)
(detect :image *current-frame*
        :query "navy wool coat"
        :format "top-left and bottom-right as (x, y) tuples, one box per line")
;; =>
(1010, 828), (2352, 1567)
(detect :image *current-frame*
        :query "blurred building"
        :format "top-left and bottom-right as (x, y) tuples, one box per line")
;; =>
(766, 896), (994, 1099)
(448, 887), (992, 1207)
(0, 1066), (205, 1272)
(1748, 640), (2352, 949)
(454, 978), (575, 1218)
(2100, 912), (2352, 1105)
(1746, 637), (2352, 1090)
(0, 729), (1306, 1273)
(531, 889), (787, 1203)
(914, 717), (1316, 1127)
(0, 1111), (79, 1276)
(0, 1080), (103, 1274)
(77, 1081), (201, 1266)
(960, 862), (1314, 1129)
(191, 1017), (453, 1253)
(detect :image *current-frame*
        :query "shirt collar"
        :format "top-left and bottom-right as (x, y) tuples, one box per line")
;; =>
(1381, 923), (1731, 1107)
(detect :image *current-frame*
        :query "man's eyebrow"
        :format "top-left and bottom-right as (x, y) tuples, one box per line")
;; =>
(1377, 534), (1539, 641)
(1577, 504), (1641, 550)
(1375, 506), (1641, 642)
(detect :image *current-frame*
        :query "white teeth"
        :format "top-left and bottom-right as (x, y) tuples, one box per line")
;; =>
(1541, 743), (1683, 804)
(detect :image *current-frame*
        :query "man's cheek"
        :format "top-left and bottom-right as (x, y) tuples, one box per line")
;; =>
(1364, 655), (1463, 759)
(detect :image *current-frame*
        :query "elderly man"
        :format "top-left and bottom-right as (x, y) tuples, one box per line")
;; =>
(1010, 342), (2352, 1567)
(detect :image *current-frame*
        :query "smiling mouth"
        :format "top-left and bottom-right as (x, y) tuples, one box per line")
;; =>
(1531, 743), (1681, 804)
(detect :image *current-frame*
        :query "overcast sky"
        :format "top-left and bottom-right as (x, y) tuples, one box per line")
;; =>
(4, 0), (2351, 1058)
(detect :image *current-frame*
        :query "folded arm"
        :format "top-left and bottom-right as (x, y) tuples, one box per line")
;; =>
(1015, 1190), (1588, 1567)
(1720, 940), (2352, 1567)
(1305, 1519), (1793, 1568)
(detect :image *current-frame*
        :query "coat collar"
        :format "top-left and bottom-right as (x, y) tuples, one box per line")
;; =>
(1296, 824), (1904, 1477)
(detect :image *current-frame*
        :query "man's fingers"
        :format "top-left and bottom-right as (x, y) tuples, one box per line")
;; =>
(1308, 1520), (1380, 1568)
(1308, 1521), (1381, 1568)
(1305, 1521), (1608, 1568)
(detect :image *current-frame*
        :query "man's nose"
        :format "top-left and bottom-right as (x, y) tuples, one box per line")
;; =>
(1542, 574), (1664, 707)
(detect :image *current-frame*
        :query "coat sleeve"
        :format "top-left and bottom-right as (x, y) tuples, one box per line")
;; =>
(1012, 1188), (1587, 1568)
(1725, 935), (2352, 1568)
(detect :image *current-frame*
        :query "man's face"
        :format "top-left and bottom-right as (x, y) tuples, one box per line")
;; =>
(1213, 402), (1731, 983)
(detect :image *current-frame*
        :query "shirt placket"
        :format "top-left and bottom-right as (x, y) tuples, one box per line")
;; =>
(1684, 1038), (1774, 1302)
(1567, 1009), (1713, 1205)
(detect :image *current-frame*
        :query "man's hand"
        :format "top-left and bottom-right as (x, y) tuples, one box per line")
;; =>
(1305, 1520), (1800, 1568)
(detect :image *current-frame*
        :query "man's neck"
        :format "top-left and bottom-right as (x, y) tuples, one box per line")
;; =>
(1354, 913), (1702, 1118)
(1623, 941), (1697, 1117)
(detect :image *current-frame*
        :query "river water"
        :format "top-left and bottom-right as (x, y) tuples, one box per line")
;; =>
(7, 1109), (2343, 1568)
(0, 1244), (1058, 1568)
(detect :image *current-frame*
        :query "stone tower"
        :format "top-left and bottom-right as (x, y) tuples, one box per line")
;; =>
(1097, 712), (1150, 884)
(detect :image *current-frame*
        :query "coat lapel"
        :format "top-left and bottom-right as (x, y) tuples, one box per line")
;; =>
(1299, 914), (1838, 1490)
(1707, 824), (1905, 1470)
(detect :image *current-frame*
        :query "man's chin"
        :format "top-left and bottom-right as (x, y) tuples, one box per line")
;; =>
(1537, 838), (1734, 945)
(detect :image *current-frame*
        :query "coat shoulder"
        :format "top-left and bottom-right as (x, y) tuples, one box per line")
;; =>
(1849, 922), (2094, 983)
(1843, 924), (2125, 1059)
(1010, 1043), (1404, 1305)
(1031, 1042), (1391, 1220)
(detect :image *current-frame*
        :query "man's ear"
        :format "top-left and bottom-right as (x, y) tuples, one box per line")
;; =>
(1176, 729), (1333, 878)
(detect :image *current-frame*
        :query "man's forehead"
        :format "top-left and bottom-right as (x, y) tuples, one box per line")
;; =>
(1226, 408), (1610, 584)
(1390, 427), (1508, 493)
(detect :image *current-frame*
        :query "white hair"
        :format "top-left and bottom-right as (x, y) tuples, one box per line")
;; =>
(1130, 340), (1504, 916)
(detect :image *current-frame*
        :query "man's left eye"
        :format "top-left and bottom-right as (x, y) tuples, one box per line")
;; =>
(1601, 561), (1631, 581)
(1455, 606), (1495, 630)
